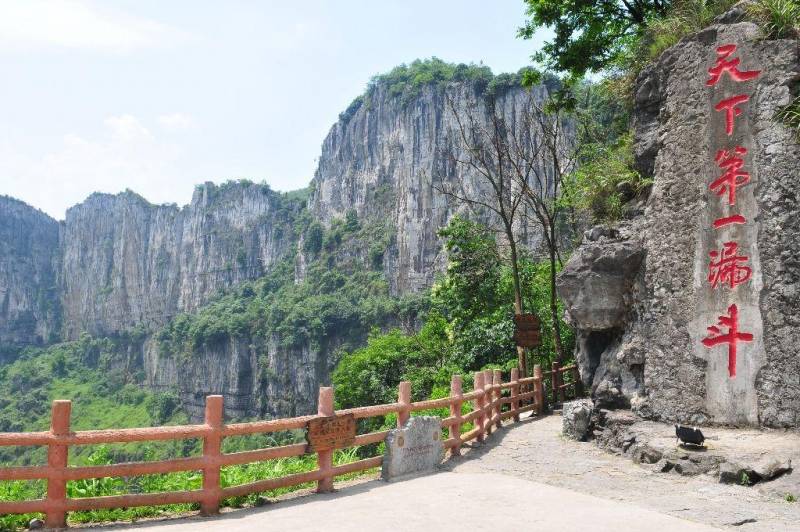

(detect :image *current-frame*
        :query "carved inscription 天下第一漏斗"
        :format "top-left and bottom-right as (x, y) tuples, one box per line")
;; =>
(701, 44), (760, 378)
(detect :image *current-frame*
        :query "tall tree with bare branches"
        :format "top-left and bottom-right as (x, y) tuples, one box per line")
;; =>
(436, 87), (536, 376)
(437, 83), (578, 369)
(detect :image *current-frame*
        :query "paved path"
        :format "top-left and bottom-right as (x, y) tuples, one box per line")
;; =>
(94, 472), (716, 532)
(445, 416), (800, 531)
(94, 416), (800, 531)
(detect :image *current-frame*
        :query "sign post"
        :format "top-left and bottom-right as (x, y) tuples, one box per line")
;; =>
(307, 413), (356, 453)
(513, 313), (541, 348)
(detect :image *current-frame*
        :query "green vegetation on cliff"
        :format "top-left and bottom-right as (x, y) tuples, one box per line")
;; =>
(333, 217), (575, 418)
(156, 215), (424, 359)
(0, 336), (189, 467)
(339, 57), (549, 122)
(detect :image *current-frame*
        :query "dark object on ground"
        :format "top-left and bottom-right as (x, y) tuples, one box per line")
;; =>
(675, 424), (705, 446)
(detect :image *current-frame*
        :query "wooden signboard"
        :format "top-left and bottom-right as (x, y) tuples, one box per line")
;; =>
(306, 414), (356, 452)
(513, 313), (541, 348)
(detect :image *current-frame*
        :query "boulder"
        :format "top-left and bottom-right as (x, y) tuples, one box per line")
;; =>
(562, 399), (595, 441)
(752, 458), (793, 481)
(557, 225), (644, 331)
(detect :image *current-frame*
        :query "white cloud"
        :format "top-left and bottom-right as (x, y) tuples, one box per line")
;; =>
(157, 113), (194, 130)
(0, 0), (186, 52)
(105, 114), (153, 141)
(0, 114), (194, 219)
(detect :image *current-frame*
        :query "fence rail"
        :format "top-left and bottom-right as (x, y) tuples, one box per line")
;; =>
(0, 363), (583, 528)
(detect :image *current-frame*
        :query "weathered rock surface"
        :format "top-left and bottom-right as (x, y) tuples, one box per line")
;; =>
(309, 81), (554, 294)
(0, 196), (60, 348)
(562, 399), (594, 441)
(558, 225), (644, 331)
(557, 222), (647, 407)
(559, 6), (800, 426)
(593, 409), (797, 489)
(60, 183), (298, 339)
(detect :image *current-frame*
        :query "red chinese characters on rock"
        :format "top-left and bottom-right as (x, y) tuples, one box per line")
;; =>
(702, 44), (760, 379)
(713, 214), (746, 229)
(708, 241), (752, 289)
(702, 304), (754, 378)
(708, 44), (761, 136)
(711, 146), (751, 206)
(706, 44), (761, 86)
(714, 94), (750, 136)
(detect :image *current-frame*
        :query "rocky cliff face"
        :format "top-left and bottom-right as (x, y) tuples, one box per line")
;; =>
(309, 81), (550, 293)
(0, 196), (60, 349)
(558, 7), (799, 427)
(60, 183), (299, 339)
(1, 75), (562, 420)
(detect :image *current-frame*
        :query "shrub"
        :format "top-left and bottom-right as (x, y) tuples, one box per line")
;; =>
(146, 392), (181, 426)
(565, 133), (651, 222)
(775, 95), (800, 142)
(747, 0), (800, 38)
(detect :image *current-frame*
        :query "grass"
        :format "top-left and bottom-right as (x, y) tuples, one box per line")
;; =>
(0, 445), (371, 531)
(775, 94), (800, 142)
(747, 0), (800, 39)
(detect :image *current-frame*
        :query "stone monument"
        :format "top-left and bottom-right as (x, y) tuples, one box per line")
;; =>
(382, 416), (444, 481)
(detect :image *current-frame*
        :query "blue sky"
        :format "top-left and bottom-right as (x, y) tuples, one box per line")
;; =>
(0, 1), (548, 219)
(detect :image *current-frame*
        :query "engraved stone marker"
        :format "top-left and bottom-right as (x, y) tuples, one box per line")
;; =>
(382, 416), (444, 481)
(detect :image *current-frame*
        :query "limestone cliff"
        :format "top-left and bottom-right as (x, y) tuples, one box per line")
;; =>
(309, 80), (550, 293)
(558, 6), (799, 427)
(1, 72), (560, 420)
(60, 183), (299, 339)
(0, 196), (60, 349)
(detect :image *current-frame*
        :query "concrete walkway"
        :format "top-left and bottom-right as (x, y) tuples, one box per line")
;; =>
(93, 472), (717, 532)
(93, 415), (800, 531)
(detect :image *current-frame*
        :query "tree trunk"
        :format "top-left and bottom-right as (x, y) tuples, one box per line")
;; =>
(548, 221), (565, 364)
(508, 233), (528, 378)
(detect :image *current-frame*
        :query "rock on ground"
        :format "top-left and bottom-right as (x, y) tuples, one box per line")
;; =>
(562, 399), (595, 441)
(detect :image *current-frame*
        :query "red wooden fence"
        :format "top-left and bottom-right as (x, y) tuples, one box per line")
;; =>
(0, 363), (581, 528)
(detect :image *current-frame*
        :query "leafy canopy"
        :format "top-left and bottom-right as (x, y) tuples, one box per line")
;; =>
(333, 217), (575, 421)
(518, 0), (670, 77)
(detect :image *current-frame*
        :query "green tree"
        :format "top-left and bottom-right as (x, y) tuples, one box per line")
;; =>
(303, 222), (324, 255)
(344, 209), (360, 232)
(438, 90), (535, 376)
(518, 0), (669, 77)
(435, 217), (503, 323)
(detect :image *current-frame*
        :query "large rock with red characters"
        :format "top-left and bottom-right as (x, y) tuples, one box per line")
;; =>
(558, 5), (800, 427)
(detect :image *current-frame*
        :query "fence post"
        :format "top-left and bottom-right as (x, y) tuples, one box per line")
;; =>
(510, 368), (520, 422)
(558, 367), (567, 403)
(572, 366), (584, 398)
(473, 372), (485, 443)
(533, 364), (544, 415)
(482, 370), (493, 436)
(493, 369), (502, 429)
(45, 400), (71, 529)
(316, 387), (335, 493)
(551, 361), (560, 405)
(201, 395), (224, 515)
(449, 375), (463, 456)
(397, 381), (411, 428)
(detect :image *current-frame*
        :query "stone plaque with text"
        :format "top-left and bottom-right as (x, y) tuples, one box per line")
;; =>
(382, 416), (444, 481)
